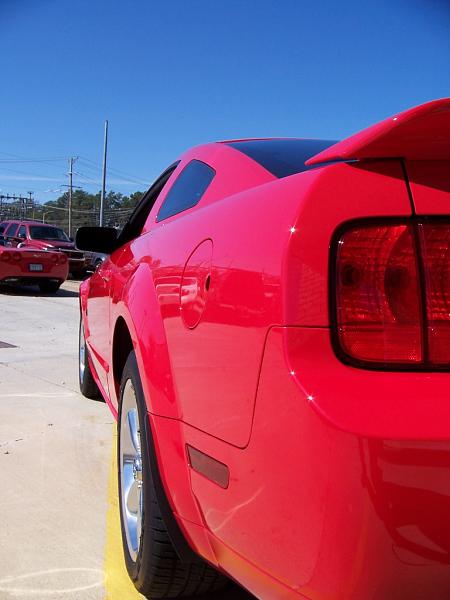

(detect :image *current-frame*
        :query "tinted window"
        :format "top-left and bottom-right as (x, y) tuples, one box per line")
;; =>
(18, 225), (27, 239)
(5, 224), (18, 237)
(226, 139), (338, 178)
(29, 226), (69, 241)
(156, 160), (215, 222)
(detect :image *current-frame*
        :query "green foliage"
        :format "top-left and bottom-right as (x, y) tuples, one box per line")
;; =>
(32, 189), (144, 232)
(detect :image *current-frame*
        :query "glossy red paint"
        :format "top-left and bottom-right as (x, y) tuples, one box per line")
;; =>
(0, 247), (68, 286)
(80, 99), (450, 598)
(306, 97), (450, 164)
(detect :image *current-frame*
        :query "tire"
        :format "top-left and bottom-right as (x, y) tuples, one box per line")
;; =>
(38, 280), (61, 293)
(118, 351), (228, 599)
(78, 319), (102, 400)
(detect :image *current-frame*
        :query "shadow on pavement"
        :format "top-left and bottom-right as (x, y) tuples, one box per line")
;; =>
(0, 284), (79, 298)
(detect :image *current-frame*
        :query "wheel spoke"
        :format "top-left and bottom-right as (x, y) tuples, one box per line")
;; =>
(127, 408), (141, 454)
(126, 478), (140, 516)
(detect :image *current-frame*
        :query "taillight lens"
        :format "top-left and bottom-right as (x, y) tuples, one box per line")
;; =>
(421, 224), (450, 364)
(334, 219), (450, 369)
(335, 224), (422, 364)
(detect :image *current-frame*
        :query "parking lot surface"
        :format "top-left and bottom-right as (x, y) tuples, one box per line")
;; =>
(0, 281), (138, 599)
(0, 281), (254, 600)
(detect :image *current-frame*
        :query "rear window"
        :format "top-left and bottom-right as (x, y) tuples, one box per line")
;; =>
(226, 139), (337, 178)
(29, 226), (69, 241)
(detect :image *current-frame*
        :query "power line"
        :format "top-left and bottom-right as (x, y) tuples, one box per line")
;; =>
(0, 158), (68, 164)
(78, 156), (150, 186)
(0, 165), (67, 181)
(0, 151), (67, 161)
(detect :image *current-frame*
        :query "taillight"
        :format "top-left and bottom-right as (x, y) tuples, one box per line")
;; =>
(333, 219), (450, 369)
(421, 224), (450, 365)
(1, 251), (12, 263)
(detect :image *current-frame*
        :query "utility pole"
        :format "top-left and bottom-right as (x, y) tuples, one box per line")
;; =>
(27, 191), (33, 220)
(68, 157), (78, 237)
(100, 120), (108, 227)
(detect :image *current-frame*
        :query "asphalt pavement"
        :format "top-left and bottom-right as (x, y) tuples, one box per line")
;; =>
(0, 280), (254, 600)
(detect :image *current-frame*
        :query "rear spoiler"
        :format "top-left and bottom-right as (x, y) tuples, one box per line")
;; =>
(306, 98), (450, 165)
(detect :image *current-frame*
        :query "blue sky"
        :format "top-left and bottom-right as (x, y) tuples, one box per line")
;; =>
(1, 0), (449, 203)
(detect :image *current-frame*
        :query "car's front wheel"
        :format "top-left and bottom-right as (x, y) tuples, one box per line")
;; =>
(118, 351), (228, 599)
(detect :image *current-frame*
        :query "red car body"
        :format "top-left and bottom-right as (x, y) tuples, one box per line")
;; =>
(80, 99), (450, 599)
(0, 246), (68, 290)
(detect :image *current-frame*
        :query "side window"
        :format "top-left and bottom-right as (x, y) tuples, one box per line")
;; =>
(17, 225), (27, 239)
(117, 163), (179, 246)
(156, 160), (215, 222)
(5, 224), (18, 238)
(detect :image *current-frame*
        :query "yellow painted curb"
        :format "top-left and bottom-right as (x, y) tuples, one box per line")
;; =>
(104, 427), (144, 599)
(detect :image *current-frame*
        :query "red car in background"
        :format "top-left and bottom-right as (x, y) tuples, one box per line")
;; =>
(0, 245), (68, 292)
(77, 98), (450, 600)
(0, 220), (85, 276)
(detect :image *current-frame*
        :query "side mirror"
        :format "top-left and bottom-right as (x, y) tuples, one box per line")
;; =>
(76, 227), (118, 254)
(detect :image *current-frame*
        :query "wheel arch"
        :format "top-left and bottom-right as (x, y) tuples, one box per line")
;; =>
(112, 316), (134, 398)
(110, 261), (180, 419)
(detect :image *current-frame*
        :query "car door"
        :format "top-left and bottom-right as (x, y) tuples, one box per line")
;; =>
(85, 167), (179, 397)
(102, 164), (180, 407)
(85, 257), (113, 394)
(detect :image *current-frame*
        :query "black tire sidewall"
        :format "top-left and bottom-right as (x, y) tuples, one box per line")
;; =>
(78, 318), (101, 399)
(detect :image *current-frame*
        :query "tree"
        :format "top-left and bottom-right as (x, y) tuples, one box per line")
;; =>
(36, 189), (145, 232)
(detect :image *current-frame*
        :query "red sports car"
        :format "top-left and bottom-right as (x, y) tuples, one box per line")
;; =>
(77, 98), (450, 600)
(0, 246), (68, 292)
(1, 220), (86, 276)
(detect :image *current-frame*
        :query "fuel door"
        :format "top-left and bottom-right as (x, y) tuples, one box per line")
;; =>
(180, 239), (213, 329)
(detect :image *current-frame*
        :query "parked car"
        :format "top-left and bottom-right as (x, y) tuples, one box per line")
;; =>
(83, 250), (107, 273)
(0, 245), (68, 292)
(77, 98), (450, 600)
(0, 220), (85, 276)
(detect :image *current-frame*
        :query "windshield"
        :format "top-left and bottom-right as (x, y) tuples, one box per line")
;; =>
(29, 225), (70, 242)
